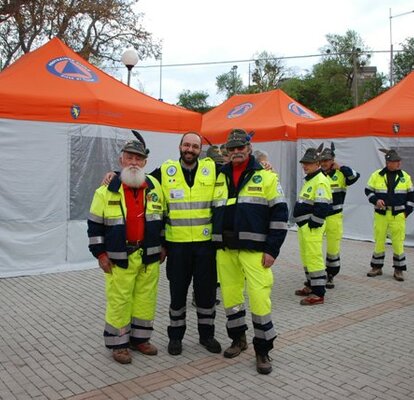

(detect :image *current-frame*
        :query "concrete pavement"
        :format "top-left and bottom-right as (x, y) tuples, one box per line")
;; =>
(0, 231), (413, 400)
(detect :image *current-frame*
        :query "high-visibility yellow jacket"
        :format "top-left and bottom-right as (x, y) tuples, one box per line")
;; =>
(294, 169), (332, 228)
(87, 175), (164, 268)
(161, 158), (216, 242)
(212, 157), (288, 259)
(365, 168), (414, 216)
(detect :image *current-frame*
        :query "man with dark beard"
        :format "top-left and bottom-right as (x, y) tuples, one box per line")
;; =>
(87, 139), (164, 364)
(150, 132), (222, 356)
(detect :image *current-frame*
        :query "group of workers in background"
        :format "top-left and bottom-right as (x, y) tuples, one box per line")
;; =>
(87, 128), (413, 375)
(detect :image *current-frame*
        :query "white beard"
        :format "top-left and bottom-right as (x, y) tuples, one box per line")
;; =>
(120, 166), (146, 188)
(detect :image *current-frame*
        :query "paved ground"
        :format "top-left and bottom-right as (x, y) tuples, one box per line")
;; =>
(0, 231), (413, 400)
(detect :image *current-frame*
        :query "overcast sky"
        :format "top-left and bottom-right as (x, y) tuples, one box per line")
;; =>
(120, 0), (414, 105)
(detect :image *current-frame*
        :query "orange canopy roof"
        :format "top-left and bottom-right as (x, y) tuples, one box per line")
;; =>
(297, 72), (414, 138)
(200, 89), (321, 143)
(0, 38), (201, 133)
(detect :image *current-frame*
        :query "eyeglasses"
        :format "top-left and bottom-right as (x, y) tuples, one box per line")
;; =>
(227, 145), (246, 152)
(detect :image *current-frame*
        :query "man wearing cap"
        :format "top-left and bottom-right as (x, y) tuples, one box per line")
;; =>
(319, 143), (360, 288)
(212, 128), (288, 374)
(365, 149), (414, 281)
(293, 145), (332, 305)
(87, 139), (164, 364)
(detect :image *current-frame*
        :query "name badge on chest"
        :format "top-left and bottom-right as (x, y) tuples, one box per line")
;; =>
(170, 189), (185, 199)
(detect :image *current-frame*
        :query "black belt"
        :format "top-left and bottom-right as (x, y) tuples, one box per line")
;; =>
(126, 241), (141, 255)
(126, 240), (141, 246)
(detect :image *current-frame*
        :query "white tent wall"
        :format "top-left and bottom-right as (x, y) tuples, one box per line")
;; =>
(297, 137), (414, 247)
(252, 140), (297, 219)
(0, 119), (182, 277)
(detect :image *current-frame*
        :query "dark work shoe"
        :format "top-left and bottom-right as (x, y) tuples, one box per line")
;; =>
(367, 267), (383, 277)
(256, 353), (272, 374)
(223, 334), (248, 358)
(295, 286), (312, 296)
(326, 275), (335, 289)
(199, 337), (222, 353)
(168, 339), (182, 356)
(393, 270), (404, 282)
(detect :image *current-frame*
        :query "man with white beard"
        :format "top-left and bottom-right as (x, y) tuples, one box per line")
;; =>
(87, 139), (164, 364)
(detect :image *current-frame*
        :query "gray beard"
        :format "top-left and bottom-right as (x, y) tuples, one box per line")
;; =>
(120, 166), (146, 188)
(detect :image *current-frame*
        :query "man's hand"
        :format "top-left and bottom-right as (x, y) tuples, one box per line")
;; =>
(262, 253), (275, 268)
(160, 246), (167, 264)
(98, 253), (113, 273)
(261, 161), (273, 171)
(101, 172), (116, 186)
(376, 199), (386, 210)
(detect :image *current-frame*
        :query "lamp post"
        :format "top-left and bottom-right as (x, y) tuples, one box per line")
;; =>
(231, 65), (238, 95)
(121, 48), (139, 86)
(158, 52), (163, 101)
(389, 8), (414, 86)
(352, 47), (360, 107)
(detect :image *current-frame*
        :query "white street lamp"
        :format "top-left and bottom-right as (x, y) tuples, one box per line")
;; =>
(389, 8), (414, 86)
(121, 48), (139, 86)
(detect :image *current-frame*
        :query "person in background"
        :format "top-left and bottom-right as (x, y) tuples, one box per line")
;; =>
(87, 139), (164, 364)
(206, 145), (225, 165)
(319, 142), (360, 288)
(212, 129), (288, 374)
(293, 145), (332, 306)
(365, 148), (413, 282)
(220, 144), (230, 164)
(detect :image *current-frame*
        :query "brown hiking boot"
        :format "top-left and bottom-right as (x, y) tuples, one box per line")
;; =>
(112, 348), (132, 364)
(256, 353), (272, 374)
(295, 286), (312, 296)
(393, 270), (404, 282)
(300, 294), (324, 306)
(367, 267), (383, 277)
(223, 334), (248, 358)
(130, 341), (158, 355)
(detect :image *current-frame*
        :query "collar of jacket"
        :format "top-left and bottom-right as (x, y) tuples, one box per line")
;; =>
(305, 168), (323, 181)
(221, 155), (262, 176)
(108, 174), (154, 193)
(379, 167), (403, 177)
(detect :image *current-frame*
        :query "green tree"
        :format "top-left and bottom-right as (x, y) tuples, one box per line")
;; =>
(177, 90), (212, 113)
(0, 0), (160, 70)
(250, 51), (286, 92)
(216, 66), (244, 98)
(282, 60), (353, 117)
(321, 29), (371, 90)
(393, 37), (414, 83)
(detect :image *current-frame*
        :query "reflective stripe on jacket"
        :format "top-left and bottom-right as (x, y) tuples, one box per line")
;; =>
(293, 169), (332, 228)
(161, 158), (216, 242)
(212, 157), (288, 259)
(365, 168), (414, 216)
(87, 175), (164, 268)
